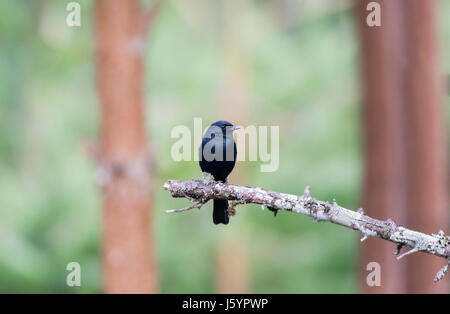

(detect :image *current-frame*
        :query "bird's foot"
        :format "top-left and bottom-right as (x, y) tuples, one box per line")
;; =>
(267, 206), (279, 217)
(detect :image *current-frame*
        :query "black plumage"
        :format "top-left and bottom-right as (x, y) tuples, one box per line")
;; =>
(199, 120), (239, 225)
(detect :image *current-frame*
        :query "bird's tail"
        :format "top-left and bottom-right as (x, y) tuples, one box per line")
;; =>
(213, 199), (229, 225)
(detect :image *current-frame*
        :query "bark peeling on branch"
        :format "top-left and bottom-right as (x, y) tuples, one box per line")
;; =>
(163, 179), (450, 282)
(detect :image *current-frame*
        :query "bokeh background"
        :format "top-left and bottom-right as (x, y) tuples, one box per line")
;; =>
(0, 0), (449, 293)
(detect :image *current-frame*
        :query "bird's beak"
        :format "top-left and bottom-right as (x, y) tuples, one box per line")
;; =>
(230, 126), (241, 131)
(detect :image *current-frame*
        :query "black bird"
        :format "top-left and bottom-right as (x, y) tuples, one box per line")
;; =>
(199, 120), (239, 225)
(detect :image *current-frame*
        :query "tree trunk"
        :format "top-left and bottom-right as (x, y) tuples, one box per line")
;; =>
(217, 239), (249, 293)
(214, 0), (251, 294)
(357, 0), (408, 293)
(357, 0), (448, 293)
(94, 0), (157, 293)
(402, 0), (448, 293)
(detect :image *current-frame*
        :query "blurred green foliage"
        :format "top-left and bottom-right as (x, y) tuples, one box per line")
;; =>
(0, 0), (449, 293)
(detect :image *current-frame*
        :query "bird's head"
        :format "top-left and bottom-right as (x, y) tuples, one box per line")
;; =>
(210, 120), (241, 133)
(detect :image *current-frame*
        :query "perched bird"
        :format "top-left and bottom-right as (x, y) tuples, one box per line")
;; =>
(199, 120), (239, 225)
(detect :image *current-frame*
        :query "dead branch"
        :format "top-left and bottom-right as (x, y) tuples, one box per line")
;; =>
(163, 179), (450, 282)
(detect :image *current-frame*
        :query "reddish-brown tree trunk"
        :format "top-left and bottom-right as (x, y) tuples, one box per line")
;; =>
(94, 0), (157, 293)
(215, 0), (250, 293)
(402, 0), (448, 293)
(357, 0), (448, 293)
(217, 239), (249, 293)
(357, 0), (408, 293)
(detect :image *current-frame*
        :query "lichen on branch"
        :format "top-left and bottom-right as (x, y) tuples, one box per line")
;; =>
(163, 179), (450, 282)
